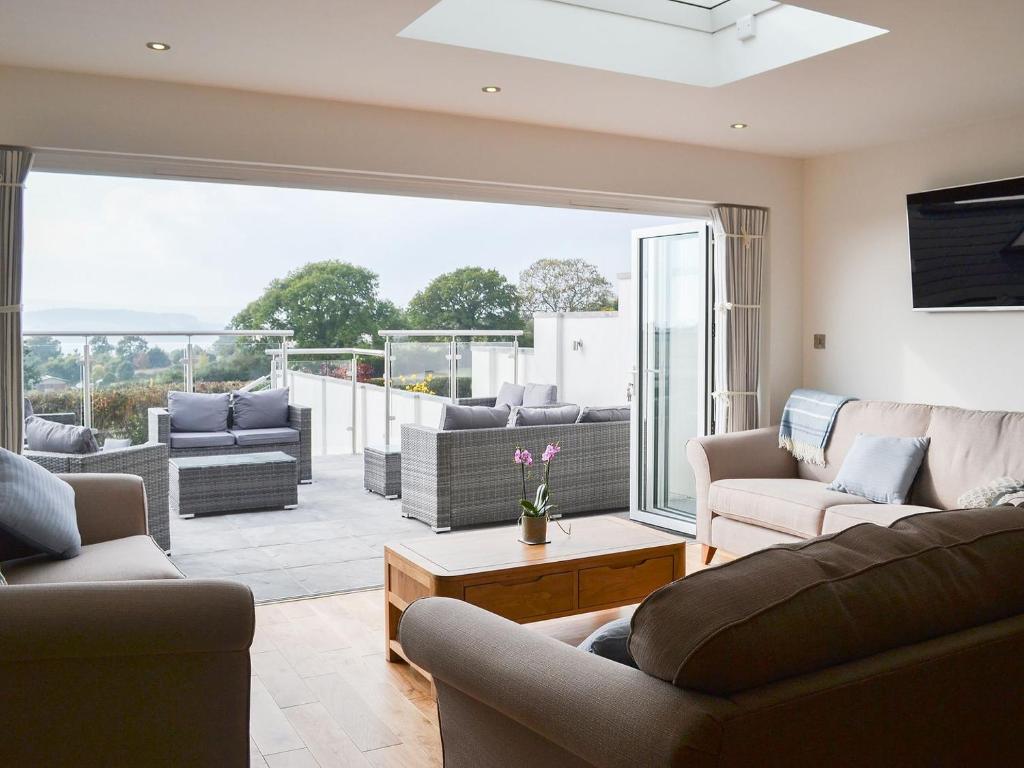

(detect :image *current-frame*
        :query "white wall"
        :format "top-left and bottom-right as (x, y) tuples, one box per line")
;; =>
(0, 64), (804, 424)
(803, 113), (1024, 411)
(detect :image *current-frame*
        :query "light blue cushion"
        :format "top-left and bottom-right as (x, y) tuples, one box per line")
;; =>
(0, 447), (80, 559)
(509, 404), (580, 427)
(229, 427), (300, 446)
(168, 431), (236, 449)
(578, 617), (638, 668)
(24, 416), (99, 454)
(168, 391), (230, 432)
(827, 434), (931, 504)
(523, 382), (558, 407)
(232, 388), (290, 430)
(495, 382), (525, 408)
(439, 404), (510, 431)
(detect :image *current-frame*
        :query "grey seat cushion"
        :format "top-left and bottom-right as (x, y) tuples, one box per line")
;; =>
(577, 405), (631, 423)
(168, 431), (236, 449)
(0, 448), (81, 559)
(630, 506), (1024, 695)
(168, 391), (230, 432)
(2, 535), (183, 584)
(229, 427), (300, 446)
(232, 388), (290, 430)
(495, 382), (526, 408)
(523, 382), (558, 407)
(439, 404), (511, 431)
(509, 404), (581, 427)
(24, 416), (99, 454)
(827, 434), (930, 504)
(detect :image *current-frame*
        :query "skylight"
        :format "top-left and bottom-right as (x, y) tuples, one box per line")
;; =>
(399, 0), (888, 88)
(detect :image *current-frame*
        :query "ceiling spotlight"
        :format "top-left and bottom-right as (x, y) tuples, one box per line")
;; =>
(482, 85), (501, 93)
(146, 42), (171, 51)
(730, 123), (749, 129)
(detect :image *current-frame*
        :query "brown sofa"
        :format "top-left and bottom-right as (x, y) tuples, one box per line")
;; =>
(687, 400), (1024, 561)
(399, 506), (1024, 767)
(0, 473), (254, 767)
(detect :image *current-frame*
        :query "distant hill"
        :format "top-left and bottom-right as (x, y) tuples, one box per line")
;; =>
(24, 308), (223, 334)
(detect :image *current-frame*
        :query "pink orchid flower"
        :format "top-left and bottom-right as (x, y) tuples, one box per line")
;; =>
(542, 443), (561, 462)
(520, 449), (534, 467)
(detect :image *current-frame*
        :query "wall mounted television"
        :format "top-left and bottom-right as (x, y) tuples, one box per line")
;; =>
(908, 176), (1024, 311)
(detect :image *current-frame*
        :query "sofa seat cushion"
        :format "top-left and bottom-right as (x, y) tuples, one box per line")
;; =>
(709, 478), (872, 538)
(822, 503), (939, 535)
(229, 427), (300, 446)
(630, 506), (1024, 695)
(168, 431), (236, 449)
(2, 535), (183, 585)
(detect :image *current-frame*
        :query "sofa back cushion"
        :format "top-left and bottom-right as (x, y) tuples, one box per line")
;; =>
(577, 405), (630, 423)
(24, 416), (99, 454)
(509, 404), (580, 427)
(523, 383), (558, 407)
(0, 448), (81, 560)
(232, 388), (290, 430)
(629, 506), (1024, 695)
(439, 404), (510, 431)
(168, 391), (230, 432)
(495, 382), (525, 408)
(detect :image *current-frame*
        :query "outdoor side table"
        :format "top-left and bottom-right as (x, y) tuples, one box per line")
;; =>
(170, 451), (298, 517)
(364, 444), (401, 499)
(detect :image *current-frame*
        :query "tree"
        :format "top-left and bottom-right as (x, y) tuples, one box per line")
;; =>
(89, 335), (114, 355)
(24, 335), (60, 362)
(231, 261), (402, 348)
(116, 335), (149, 363)
(518, 258), (615, 314)
(145, 347), (171, 368)
(407, 267), (522, 331)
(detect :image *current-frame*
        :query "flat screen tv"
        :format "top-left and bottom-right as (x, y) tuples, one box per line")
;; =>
(908, 176), (1024, 310)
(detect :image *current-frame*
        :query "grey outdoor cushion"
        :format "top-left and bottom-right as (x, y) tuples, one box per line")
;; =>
(827, 433), (930, 504)
(509, 404), (580, 427)
(168, 431), (236, 449)
(439, 404), (511, 431)
(230, 427), (300, 446)
(232, 388), (290, 430)
(578, 617), (638, 668)
(495, 382), (526, 408)
(522, 383), (558, 407)
(577, 405), (631, 423)
(0, 447), (81, 559)
(23, 397), (33, 419)
(168, 391), (230, 432)
(24, 416), (99, 454)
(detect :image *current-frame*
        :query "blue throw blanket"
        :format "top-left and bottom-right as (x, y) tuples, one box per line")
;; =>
(778, 389), (856, 466)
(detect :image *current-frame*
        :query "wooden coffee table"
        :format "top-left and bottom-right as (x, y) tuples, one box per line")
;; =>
(384, 516), (686, 669)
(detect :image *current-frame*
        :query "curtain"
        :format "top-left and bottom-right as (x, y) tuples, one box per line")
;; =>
(711, 205), (767, 433)
(0, 146), (33, 453)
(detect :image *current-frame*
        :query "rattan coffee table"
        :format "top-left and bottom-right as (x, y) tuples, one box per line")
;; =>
(170, 451), (298, 517)
(385, 516), (686, 668)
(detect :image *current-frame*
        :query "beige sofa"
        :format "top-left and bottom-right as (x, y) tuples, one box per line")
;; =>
(687, 400), (1024, 562)
(0, 473), (254, 768)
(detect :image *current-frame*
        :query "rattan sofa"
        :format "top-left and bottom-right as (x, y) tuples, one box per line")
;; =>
(400, 420), (629, 531)
(148, 404), (312, 483)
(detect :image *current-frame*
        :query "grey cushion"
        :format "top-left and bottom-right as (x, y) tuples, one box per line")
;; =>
(168, 391), (230, 432)
(439, 404), (511, 431)
(229, 427), (300, 446)
(578, 617), (638, 668)
(24, 416), (99, 454)
(23, 397), (33, 419)
(577, 405), (631, 423)
(232, 388), (290, 430)
(509, 404), (580, 427)
(103, 438), (133, 451)
(168, 431), (236, 449)
(495, 382), (525, 408)
(0, 447), (81, 559)
(827, 433), (930, 504)
(523, 382), (558, 407)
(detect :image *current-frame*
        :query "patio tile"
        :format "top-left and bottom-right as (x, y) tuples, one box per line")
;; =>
(170, 528), (251, 555)
(287, 558), (385, 595)
(172, 547), (279, 576)
(230, 507), (337, 529)
(220, 570), (311, 602)
(240, 520), (354, 548)
(263, 537), (380, 569)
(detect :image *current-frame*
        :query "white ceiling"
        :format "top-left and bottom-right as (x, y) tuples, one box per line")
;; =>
(1, 0), (1023, 158)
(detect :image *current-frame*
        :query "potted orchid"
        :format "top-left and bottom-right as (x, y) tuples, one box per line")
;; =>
(514, 442), (568, 544)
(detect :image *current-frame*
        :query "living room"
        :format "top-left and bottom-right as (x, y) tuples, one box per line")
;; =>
(2, 1), (1024, 766)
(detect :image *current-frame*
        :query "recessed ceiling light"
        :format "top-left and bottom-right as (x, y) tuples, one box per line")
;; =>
(481, 85), (501, 93)
(146, 42), (171, 51)
(730, 123), (749, 129)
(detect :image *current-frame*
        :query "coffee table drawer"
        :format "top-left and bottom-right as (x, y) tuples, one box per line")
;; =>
(578, 555), (675, 609)
(464, 571), (574, 622)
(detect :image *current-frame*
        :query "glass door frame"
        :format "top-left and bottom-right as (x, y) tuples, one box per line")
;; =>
(629, 221), (714, 536)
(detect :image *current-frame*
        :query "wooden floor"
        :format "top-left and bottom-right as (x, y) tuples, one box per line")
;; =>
(249, 542), (723, 767)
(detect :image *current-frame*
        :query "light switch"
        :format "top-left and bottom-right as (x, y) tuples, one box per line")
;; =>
(813, 334), (826, 350)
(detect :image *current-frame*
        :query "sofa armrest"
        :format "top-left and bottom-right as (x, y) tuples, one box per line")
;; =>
(58, 473), (149, 544)
(147, 406), (170, 445)
(399, 597), (725, 768)
(686, 426), (797, 544)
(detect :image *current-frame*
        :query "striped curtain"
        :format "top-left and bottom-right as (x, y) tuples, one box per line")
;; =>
(711, 205), (767, 433)
(0, 146), (33, 453)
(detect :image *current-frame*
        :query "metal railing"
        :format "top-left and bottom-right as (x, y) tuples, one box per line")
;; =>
(23, 329), (293, 429)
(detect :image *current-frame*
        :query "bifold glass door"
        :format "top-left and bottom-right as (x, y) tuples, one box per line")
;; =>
(630, 224), (712, 535)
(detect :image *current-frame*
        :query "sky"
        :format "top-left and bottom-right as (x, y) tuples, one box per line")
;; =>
(23, 172), (676, 327)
